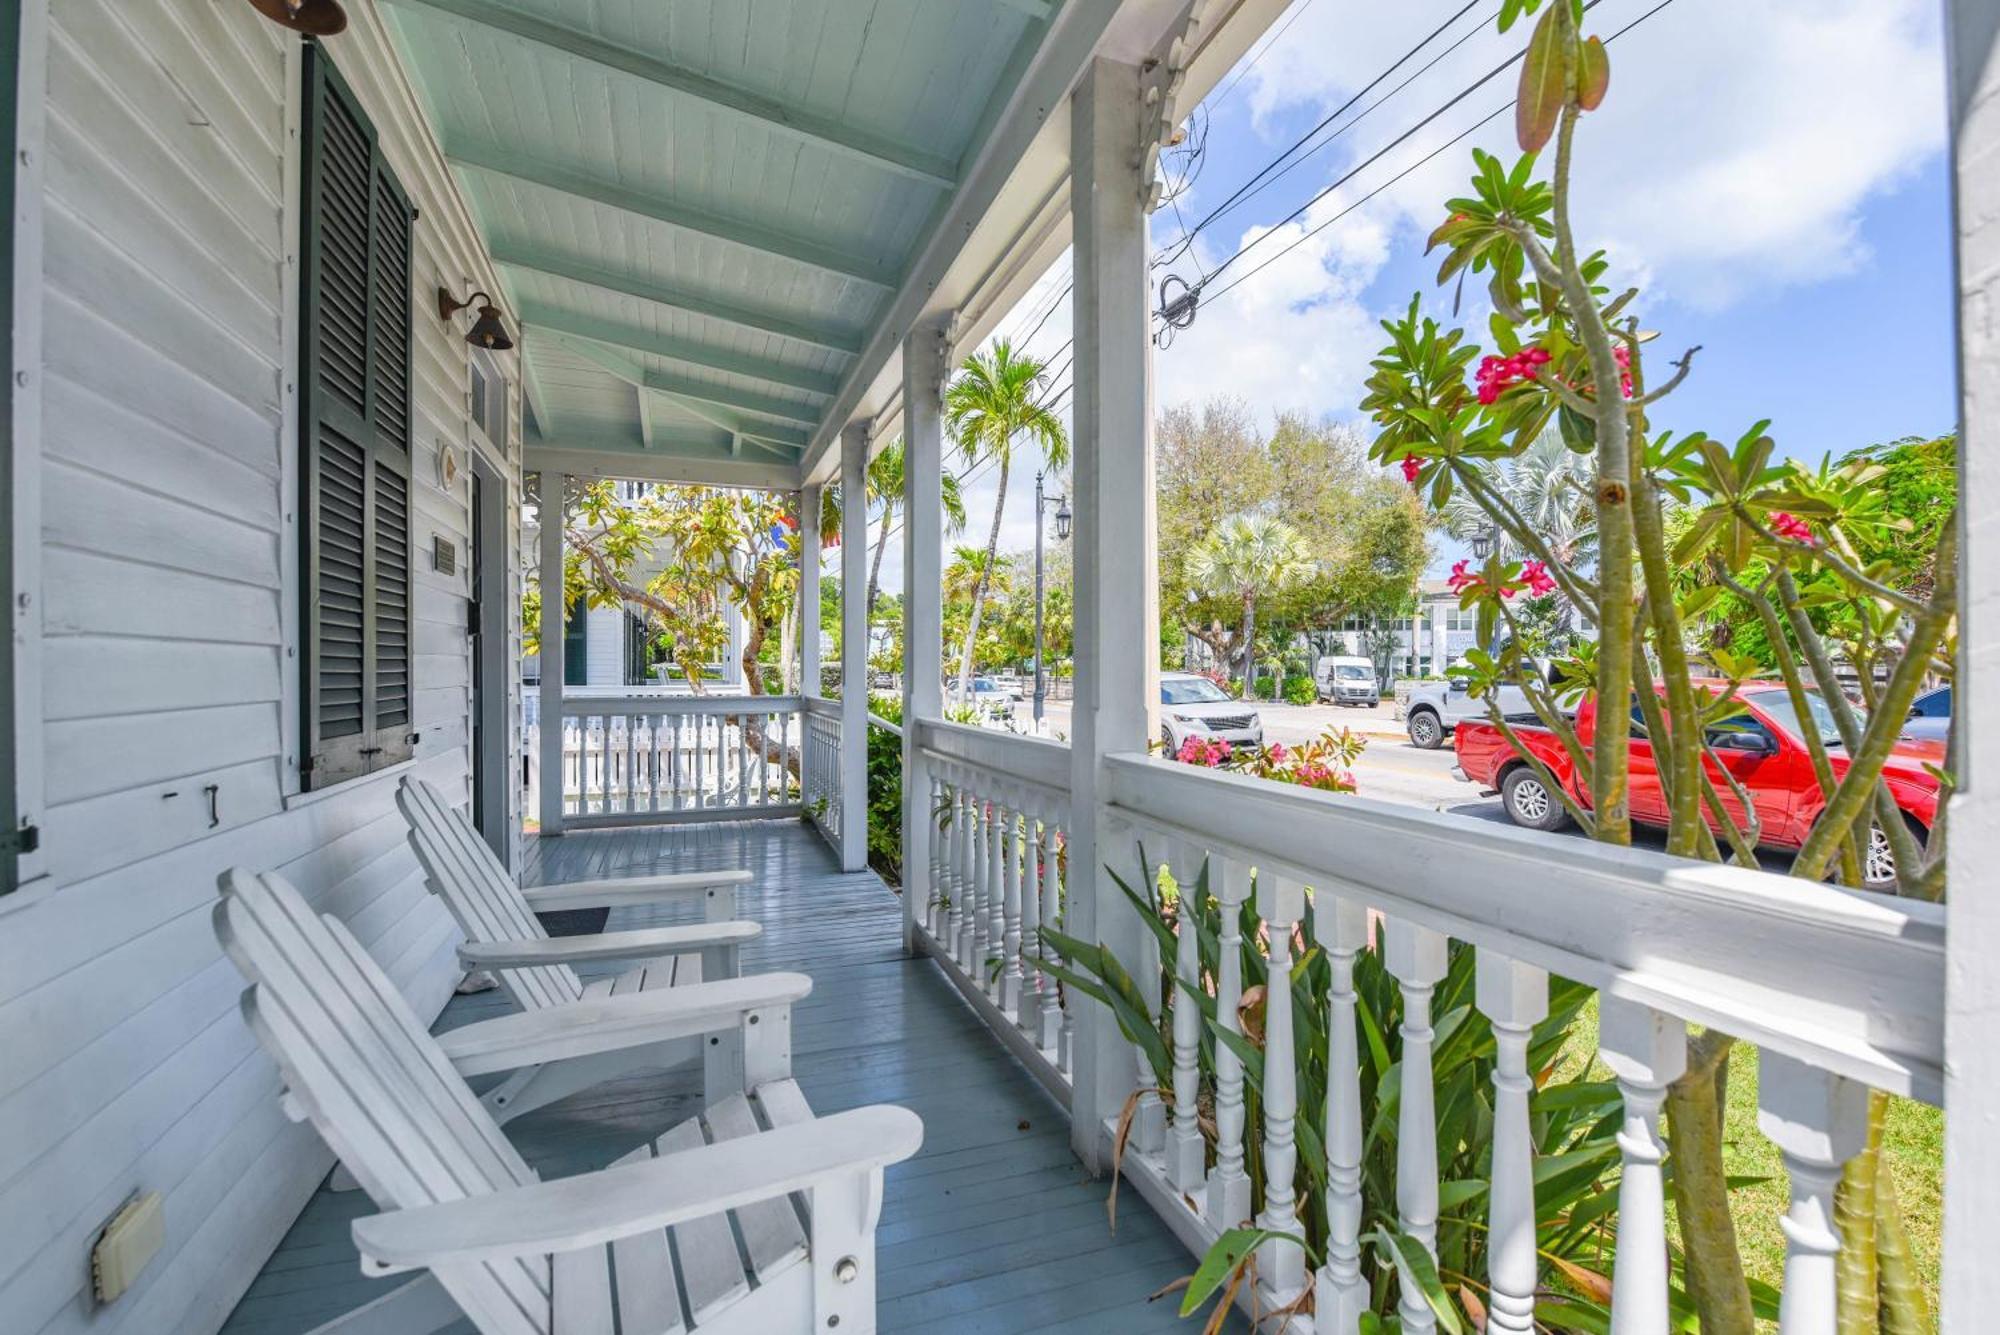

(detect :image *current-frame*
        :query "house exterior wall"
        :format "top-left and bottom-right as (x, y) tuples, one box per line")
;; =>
(0, 4), (521, 1332)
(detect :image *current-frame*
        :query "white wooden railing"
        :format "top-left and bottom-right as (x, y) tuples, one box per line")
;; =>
(802, 697), (843, 847)
(903, 734), (1946, 1333)
(1095, 754), (1943, 1333)
(909, 718), (1077, 1099)
(532, 694), (804, 828)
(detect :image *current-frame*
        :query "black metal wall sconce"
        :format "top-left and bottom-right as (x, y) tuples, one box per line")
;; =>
(437, 289), (515, 350)
(244, 0), (347, 36)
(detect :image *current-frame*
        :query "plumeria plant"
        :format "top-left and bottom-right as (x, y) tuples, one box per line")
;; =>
(1358, 0), (1952, 1328)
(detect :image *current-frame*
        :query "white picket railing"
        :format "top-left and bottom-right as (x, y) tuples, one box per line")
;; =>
(802, 697), (843, 848)
(905, 735), (1945, 1333)
(1096, 754), (1943, 1333)
(546, 694), (805, 827)
(909, 718), (1077, 1100)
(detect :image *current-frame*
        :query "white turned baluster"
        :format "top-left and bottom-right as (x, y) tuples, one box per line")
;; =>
(1759, 1051), (1869, 1335)
(1125, 845), (1167, 1155)
(963, 786), (985, 974)
(1167, 847), (1206, 1192)
(1000, 796), (1024, 1015)
(1600, 998), (1687, 1335)
(1255, 873), (1308, 1301)
(946, 777), (967, 961)
(1208, 859), (1253, 1230)
(1016, 805), (1042, 1031)
(929, 772), (946, 935)
(1478, 953), (1548, 1335)
(1387, 918), (1449, 1335)
(1313, 892), (1368, 1334)
(1041, 812), (1068, 1063)
(990, 797), (1011, 1002)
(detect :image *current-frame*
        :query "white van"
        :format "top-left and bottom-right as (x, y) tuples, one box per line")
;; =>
(1316, 655), (1380, 706)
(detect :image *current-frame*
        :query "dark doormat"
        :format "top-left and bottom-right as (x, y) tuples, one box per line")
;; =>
(535, 908), (610, 937)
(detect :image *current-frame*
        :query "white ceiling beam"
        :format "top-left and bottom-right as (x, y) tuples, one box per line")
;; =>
(525, 441), (801, 491)
(491, 242), (865, 355)
(652, 389), (809, 453)
(534, 326), (824, 430)
(447, 141), (899, 290)
(387, 0), (958, 191)
(521, 303), (841, 397)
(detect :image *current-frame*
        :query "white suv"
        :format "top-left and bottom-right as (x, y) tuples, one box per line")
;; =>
(1159, 673), (1264, 754)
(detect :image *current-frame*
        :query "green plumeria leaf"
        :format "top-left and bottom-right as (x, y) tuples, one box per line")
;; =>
(1517, 6), (1567, 152)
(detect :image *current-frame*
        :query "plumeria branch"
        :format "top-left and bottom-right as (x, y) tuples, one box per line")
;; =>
(1635, 345), (1702, 406)
(1734, 505), (1927, 618)
(1449, 459), (1601, 619)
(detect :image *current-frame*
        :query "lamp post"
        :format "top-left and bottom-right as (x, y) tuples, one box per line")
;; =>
(1470, 523), (1498, 561)
(1032, 470), (1071, 729)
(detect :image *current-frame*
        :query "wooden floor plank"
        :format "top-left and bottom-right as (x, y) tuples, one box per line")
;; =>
(221, 820), (1230, 1334)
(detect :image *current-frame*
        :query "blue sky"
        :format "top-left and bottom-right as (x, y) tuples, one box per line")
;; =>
(886, 0), (1956, 586)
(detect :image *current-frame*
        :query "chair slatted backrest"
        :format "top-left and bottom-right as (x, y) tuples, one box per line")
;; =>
(215, 868), (554, 1335)
(397, 778), (584, 1010)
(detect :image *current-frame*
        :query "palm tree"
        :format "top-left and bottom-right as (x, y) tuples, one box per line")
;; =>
(1442, 430), (1596, 638)
(863, 437), (967, 620)
(944, 340), (1068, 700)
(1188, 513), (1316, 697)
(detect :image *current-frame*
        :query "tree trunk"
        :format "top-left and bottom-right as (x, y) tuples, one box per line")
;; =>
(956, 455), (1010, 700)
(1239, 593), (1257, 698)
(1667, 1033), (1755, 1334)
(867, 500), (894, 622)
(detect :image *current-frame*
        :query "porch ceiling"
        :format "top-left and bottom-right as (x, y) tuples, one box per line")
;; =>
(383, 0), (1048, 483)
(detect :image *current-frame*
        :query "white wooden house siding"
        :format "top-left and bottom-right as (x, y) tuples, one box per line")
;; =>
(0, 3), (522, 1332)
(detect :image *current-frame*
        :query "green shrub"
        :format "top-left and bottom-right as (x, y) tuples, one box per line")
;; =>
(864, 697), (903, 883)
(1282, 674), (1316, 705)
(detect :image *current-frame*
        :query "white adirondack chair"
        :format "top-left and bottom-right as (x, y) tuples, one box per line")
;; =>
(215, 866), (923, 1335)
(398, 777), (761, 1120)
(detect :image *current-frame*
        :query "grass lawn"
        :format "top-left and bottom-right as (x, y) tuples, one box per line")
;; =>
(1560, 997), (1942, 1323)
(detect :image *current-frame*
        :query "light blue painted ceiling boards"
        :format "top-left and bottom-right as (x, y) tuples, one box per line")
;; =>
(381, 0), (1049, 474)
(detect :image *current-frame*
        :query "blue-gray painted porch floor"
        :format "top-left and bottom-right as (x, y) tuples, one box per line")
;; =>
(221, 820), (1218, 1334)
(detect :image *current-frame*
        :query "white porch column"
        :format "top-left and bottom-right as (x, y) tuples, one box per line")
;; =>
(1945, 4), (2000, 1326)
(838, 423), (870, 872)
(1066, 55), (1158, 1170)
(799, 484), (822, 697)
(536, 468), (565, 836)
(901, 319), (948, 951)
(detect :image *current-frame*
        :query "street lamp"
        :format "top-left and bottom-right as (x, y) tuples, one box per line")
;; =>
(1033, 470), (1071, 728)
(1470, 523), (1498, 561)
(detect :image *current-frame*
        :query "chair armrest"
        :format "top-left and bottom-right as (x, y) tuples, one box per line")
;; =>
(457, 921), (760, 971)
(354, 1105), (924, 1273)
(434, 972), (810, 1077)
(520, 869), (753, 913)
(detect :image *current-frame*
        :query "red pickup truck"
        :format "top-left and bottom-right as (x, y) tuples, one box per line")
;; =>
(1452, 682), (1943, 889)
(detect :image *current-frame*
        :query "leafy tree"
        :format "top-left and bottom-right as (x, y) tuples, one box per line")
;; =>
(1187, 514), (1317, 696)
(862, 436), (967, 620)
(523, 477), (798, 696)
(1159, 402), (1428, 674)
(943, 545), (1016, 676)
(944, 340), (1068, 700)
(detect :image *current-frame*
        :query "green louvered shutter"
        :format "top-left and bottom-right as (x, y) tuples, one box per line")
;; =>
(301, 46), (416, 790)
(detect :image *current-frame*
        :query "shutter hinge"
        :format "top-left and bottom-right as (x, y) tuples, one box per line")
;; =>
(1, 824), (41, 855)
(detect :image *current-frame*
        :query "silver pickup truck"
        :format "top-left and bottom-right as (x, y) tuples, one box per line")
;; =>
(1400, 671), (1547, 749)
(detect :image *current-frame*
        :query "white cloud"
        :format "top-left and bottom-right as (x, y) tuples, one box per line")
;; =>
(1232, 0), (1944, 309)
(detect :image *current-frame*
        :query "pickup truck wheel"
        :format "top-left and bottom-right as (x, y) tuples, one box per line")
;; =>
(1407, 708), (1444, 750)
(1501, 767), (1570, 832)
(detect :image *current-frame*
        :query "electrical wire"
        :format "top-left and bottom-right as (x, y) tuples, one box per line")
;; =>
(1189, 0), (1678, 316)
(1155, 0), (1487, 268)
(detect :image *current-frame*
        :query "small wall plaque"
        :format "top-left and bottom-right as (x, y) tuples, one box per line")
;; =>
(433, 535), (456, 575)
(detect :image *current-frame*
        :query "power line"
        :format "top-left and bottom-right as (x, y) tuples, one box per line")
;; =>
(1156, 0), (1487, 267)
(1178, 0), (1673, 320)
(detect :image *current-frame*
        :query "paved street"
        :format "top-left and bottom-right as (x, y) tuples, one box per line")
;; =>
(1008, 697), (1508, 823)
